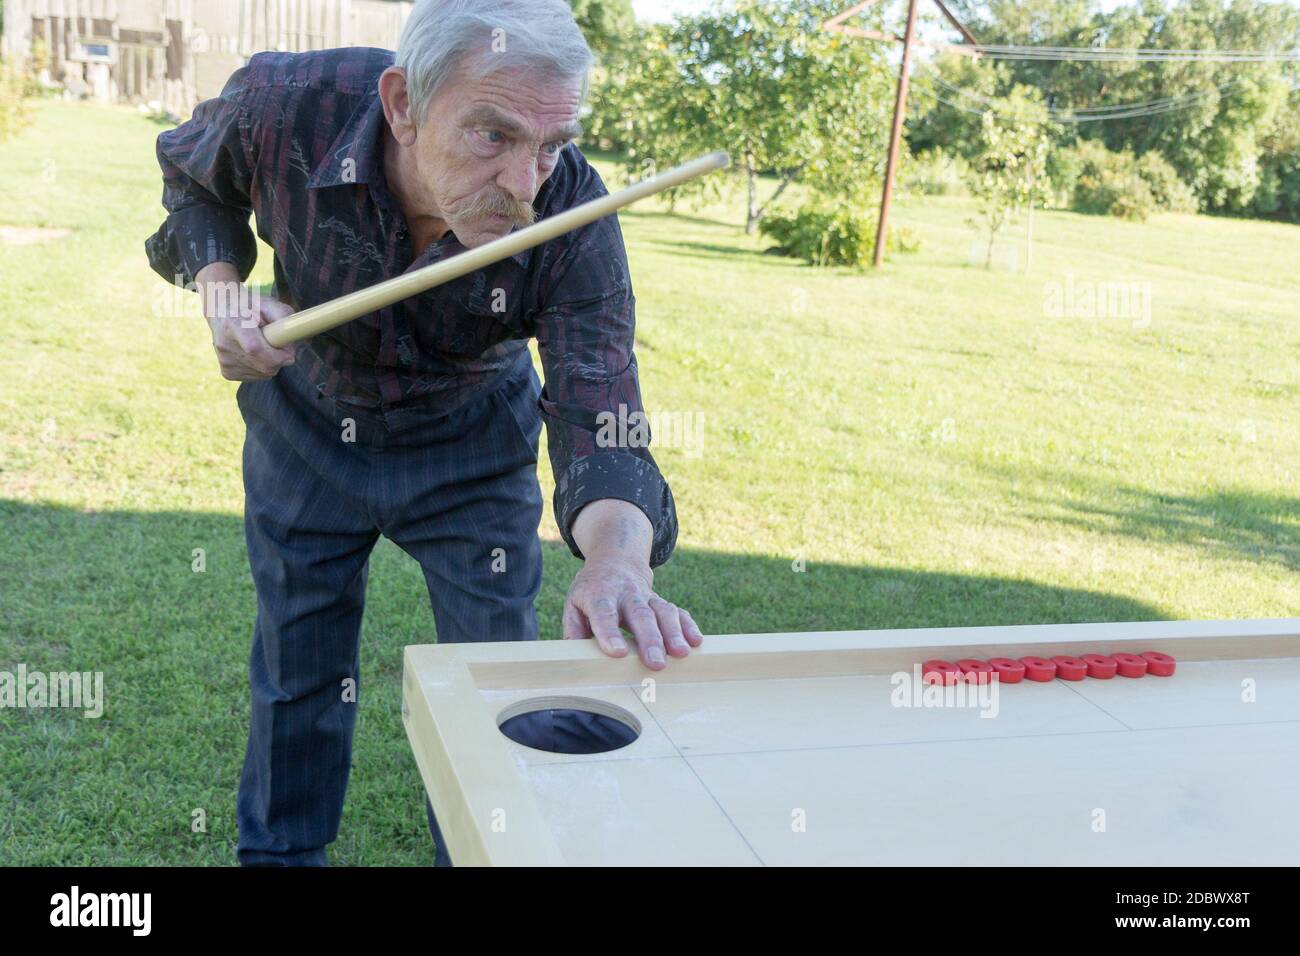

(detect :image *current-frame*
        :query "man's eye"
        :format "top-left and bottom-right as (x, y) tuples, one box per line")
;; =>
(542, 141), (564, 156)
(480, 130), (505, 145)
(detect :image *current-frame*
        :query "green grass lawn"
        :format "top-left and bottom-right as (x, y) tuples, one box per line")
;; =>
(2, 101), (1297, 865)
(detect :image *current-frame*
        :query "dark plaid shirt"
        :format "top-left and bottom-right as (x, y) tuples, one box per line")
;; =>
(145, 47), (676, 567)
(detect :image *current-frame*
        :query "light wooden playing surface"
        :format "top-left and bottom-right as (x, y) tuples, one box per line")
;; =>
(401, 619), (1300, 866)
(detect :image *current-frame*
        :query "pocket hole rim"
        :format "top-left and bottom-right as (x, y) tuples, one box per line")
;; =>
(495, 695), (642, 754)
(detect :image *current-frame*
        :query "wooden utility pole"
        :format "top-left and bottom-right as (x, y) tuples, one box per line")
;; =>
(874, 0), (920, 267)
(825, 0), (980, 267)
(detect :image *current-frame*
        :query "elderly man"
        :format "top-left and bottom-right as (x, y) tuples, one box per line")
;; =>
(145, 0), (703, 866)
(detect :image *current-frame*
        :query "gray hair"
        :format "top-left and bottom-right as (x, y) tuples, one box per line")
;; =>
(395, 0), (594, 124)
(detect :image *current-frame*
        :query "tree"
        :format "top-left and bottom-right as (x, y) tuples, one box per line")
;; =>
(599, 0), (895, 234)
(915, 0), (1300, 218)
(907, 52), (1015, 161)
(1077, 0), (1293, 213)
(568, 0), (635, 64)
(1249, 86), (1300, 220)
(964, 92), (1055, 270)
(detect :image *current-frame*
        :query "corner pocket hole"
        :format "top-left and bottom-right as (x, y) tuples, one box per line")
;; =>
(497, 696), (641, 755)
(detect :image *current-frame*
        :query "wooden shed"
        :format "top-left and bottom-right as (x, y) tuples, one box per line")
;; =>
(2, 0), (413, 115)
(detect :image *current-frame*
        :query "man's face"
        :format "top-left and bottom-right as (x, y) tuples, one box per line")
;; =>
(407, 64), (584, 248)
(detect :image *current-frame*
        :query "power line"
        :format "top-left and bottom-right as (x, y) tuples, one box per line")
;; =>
(966, 44), (1300, 63)
(822, 0), (1299, 266)
(917, 67), (1248, 123)
(915, 87), (1243, 123)
(913, 82), (1252, 124)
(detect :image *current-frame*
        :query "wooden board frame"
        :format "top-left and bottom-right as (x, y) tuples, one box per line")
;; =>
(401, 618), (1300, 867)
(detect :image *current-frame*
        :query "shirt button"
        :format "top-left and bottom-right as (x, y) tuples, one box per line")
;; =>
(396, 229), (408, 240)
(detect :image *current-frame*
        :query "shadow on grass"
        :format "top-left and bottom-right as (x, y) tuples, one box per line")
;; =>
(639, 237), (791, 265)
(621, 207), (743, 230)
(0, 497), (1170, 652)
(1034, 485), (1300, 573)
(634, 231), (880, 277)
(0, 497), (1165, 864)
(966, 464), (1300, 573)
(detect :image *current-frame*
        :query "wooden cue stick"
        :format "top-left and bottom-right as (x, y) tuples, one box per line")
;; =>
(263, 150), (731, 348)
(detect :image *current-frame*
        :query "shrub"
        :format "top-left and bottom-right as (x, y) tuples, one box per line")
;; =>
(1136, 151), (1199, 214)
(1250, 156), (1300, 222)
(1068, 141), (1154, 220)
(760, 196), (921, 267)
(0, 57), (35, 143)
(1061, 139), (1197, 221)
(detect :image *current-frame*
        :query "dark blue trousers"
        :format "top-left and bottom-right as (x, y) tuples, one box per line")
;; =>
(233, 350), (543, 866)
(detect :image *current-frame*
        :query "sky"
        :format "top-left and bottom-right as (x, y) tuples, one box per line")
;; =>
(632, 0), (712, 22)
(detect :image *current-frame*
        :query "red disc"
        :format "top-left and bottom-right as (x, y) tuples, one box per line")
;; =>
(956, 659), (995, 684)
(1020, 656), (1057, 682)
(1051, 655), (1088, 681)
(1113, 652), (1149, 678)
(1080, 653), (1118, 679)
(922, 660), (961, 685)
(987, 657), (1026, 684)
(1141, 651), (1177, 677)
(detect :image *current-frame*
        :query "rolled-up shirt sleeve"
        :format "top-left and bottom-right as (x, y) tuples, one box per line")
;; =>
(144, 70), (259, 288)
(534, 212), (679, 569)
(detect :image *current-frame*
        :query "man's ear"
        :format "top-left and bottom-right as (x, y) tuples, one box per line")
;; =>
(379, 67), (417, 147)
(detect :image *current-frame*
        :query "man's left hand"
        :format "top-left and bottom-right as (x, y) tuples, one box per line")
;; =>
(564, 498), (703, 670)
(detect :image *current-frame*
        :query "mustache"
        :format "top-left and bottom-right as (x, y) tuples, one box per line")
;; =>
(457, 188), (537, 227)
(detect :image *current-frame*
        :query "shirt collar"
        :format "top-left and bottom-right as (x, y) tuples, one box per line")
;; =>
(308, 89), (385, 189)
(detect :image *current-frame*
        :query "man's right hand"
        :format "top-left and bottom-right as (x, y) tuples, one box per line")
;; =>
(195, 262), (298, 381)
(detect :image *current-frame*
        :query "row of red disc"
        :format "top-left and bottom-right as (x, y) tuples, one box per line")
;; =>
(922, 651), (1177, 685)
